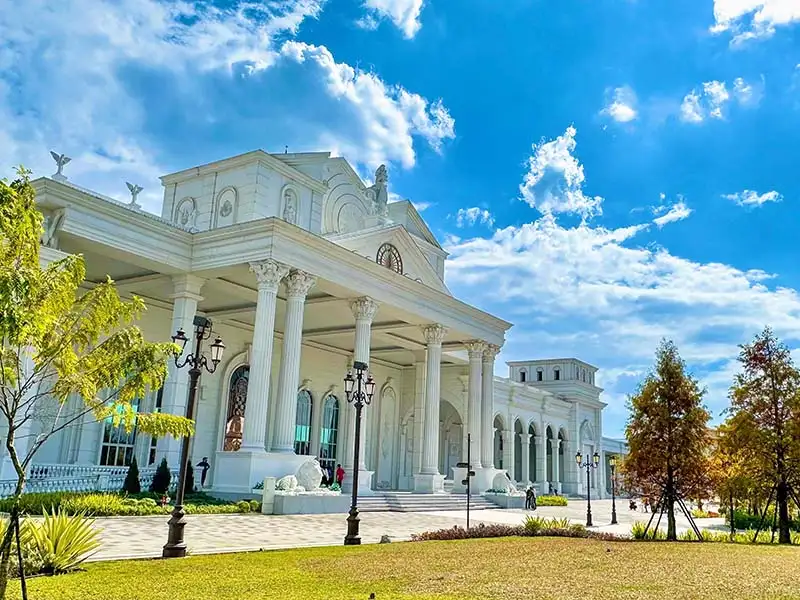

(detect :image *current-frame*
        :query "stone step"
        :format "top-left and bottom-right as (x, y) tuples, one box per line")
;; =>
(356, 493), (500, 513)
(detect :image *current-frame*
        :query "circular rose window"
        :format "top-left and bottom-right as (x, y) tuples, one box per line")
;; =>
(376, 243), (403, 274)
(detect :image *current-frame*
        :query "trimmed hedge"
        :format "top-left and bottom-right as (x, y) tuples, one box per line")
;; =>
(411, 516), (624, 543)
(536, 495), (567, 507)
(631, 520), (800, 544)
(0, 491), (261, 517)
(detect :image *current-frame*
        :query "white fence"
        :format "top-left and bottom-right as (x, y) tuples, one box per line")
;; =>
(0, 463), (178, 498)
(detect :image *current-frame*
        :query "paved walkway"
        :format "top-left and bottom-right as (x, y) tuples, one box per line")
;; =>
(90, 499), (726, 562)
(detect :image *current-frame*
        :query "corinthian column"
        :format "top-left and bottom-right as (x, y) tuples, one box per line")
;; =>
(240, 260), (288, 453)
(414, 324), (447, 493)
(271, 270), (316, 453)
(480, 344), (499, 469)
(521, 434), (531, 484)
(464, 341), (484, 468)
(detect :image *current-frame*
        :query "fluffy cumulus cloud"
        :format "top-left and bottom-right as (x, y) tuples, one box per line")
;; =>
(0, 0), (452, 213)
(601, 86), (638, 123)
(444, 127), (800, 435)
(679, 77), (761, 123)
(723, 189), (783, 207)
(455, 207), (494, 229)
(712, 0), (800, 44)
(359, 0), (425, 38)
(519, 127), (603, 219)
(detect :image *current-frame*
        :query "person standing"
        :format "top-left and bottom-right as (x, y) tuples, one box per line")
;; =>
(335, 463), (345, 487)
(530, 486), (537, 510)
(525, 486), (534, 510)
(196, 457), (211, 488)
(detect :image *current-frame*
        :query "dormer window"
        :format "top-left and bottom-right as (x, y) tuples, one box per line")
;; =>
(537, 368), (543, 381)
(554, 368), (560, 381)
(377, 243), (403, 274)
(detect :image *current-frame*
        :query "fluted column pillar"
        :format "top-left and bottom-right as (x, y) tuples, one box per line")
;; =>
(550, 437), (561, 493)
(464, 341), (484, 468)
(536, 434), (547, 492)
(503, 430), (514, 475)
(521, 434), (531, 485)
(414, 324), (447, 493)
(239, 261), (288, 452)
(480, 344), (499, 469)
(156, 275), (205, 467)
(271, 270), (316, 453)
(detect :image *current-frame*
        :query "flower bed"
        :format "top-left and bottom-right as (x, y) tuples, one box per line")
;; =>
(411, 516), (624, 542)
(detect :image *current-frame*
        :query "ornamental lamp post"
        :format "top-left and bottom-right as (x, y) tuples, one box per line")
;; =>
(576, 450), (600, 527)
(343, 361), (376, 546)
(609, 454), (618, 525)
(162, 316), (225, 559)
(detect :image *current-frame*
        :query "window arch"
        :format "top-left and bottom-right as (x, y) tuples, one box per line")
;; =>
(554, 367), (560, 381)
(519, 369), (527, 383)
(319, 395), (340, 474)
(376, 243), (403, 274)
(223, 365), (249, 452)
(294, 390), (313, 455)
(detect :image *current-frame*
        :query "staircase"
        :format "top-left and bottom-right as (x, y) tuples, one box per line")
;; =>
(357, 492), (500, 513)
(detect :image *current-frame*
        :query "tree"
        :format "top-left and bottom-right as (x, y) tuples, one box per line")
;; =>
(0, 170), (194, 597)
(624, 340), (711, 540)
(724, 327), (800, 544)
(150, 458), (172, 495)
(122, 456), (141, 495)
(709, 424), (755, 539)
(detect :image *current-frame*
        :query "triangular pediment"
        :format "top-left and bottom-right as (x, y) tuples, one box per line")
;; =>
(327, 224), (450, 295)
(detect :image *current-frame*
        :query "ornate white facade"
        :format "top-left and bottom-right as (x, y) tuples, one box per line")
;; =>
(3, 149), (626, 500)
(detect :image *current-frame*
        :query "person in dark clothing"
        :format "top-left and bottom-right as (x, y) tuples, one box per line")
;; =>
(196, 457), (211, 487)
(525, 486), (534, 510)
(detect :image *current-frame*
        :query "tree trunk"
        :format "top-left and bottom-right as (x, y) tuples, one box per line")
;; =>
(776, 480), (791, 544)
(729, 491), (735, 541)
(666, 497), (677, 540)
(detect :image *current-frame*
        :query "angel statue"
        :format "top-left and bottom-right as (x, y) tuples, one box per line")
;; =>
(367, 164), (389, 217)
(50, 151), (71, 181)
(126, 182), (143, 209)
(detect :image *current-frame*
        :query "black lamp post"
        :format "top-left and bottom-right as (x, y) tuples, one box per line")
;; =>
(609, 454), (618, 525)
(162, 315), (225, 559)
(576, 450), (600, 527)
(343, 361), (376, 546)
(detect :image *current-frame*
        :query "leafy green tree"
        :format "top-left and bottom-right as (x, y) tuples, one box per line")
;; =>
(122, 456), (141, 495)
(624, 340), (711, 540)
(724, 327), (800, 544)
(0, 170), (193, 597)
(150, 458), (172, 495)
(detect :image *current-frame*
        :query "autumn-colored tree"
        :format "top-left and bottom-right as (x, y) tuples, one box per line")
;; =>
(710, 424), (755, 539)
(624, 340), (711, 540)
(724, 328), (800, 544)
(0, 170), (193, 597)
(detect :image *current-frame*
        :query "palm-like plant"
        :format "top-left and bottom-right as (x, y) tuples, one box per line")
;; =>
(28, 510), (101, 574)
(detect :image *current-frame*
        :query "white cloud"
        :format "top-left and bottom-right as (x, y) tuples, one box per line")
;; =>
(519, 126), (603, 219)
(455, 207), (494, 228)
(652, 198), (693, 227)
(361, 0), (425, 39)
(0, 0), (453, 213)
(601, 86), (638, 123)
(412, 201), (431, 212)
(712, 0), (800, 43)
(723, 189), (783, 206)
(680, 78), (760, 123)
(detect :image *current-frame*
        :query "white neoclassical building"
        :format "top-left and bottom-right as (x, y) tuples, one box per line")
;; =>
(1, 149), (626, 501)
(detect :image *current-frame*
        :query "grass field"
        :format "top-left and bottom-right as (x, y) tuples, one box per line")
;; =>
(10, 536), (800, 600)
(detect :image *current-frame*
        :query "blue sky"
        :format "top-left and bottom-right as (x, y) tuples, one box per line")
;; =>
(2, 0), (799, 437)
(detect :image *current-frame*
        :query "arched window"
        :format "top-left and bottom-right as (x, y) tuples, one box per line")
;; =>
(319, 395), (340, 473)
(376, 243), (403, 274)
(554, 368), (560, 381)
(294, 390), (313, 455)
(100, 398), (141, 466)
(519, 370), (527, 383)
(536, 368), (543, 381)
(224, 366), (249, 452)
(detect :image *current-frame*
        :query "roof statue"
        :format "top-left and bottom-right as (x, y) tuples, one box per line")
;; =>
(366, 164), (389, 219)
(50, 151), (71, 182)
(126, 182), (143, 210)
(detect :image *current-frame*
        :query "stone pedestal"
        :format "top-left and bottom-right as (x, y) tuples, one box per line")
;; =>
(261, 477), (276, 514)
(340, 469), (375, 497)
(212, 451), (310, 495)
(413, 473), (446, 493)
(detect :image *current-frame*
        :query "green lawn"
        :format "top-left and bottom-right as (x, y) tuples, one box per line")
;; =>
(10, 537), (800, 600)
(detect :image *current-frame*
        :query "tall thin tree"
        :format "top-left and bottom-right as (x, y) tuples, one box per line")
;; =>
(623, 340), (711, 540)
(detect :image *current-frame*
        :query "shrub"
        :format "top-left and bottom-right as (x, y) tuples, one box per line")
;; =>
(150, 458), (172, 495)
(329, 483), (341, 492)
(28, 510), (101, 574)
(249, 500), (260, 512)
(731, 509), (800, 532)
(122, 457), (141, 494)
(236, 501), (251, 513)
(536, 495), (567, 507)
(413, 519), (627, 543)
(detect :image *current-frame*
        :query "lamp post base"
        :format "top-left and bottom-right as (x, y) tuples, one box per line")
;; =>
(611, 504), (618, 525)
(586, 511), (593, 528)
(162, 505), (188, 558)
(344, 507), (361, 546)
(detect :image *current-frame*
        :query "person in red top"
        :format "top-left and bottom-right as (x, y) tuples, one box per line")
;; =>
(335, 464), (345, 486)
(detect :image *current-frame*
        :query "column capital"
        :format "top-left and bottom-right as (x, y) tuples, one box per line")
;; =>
(422, 324), (448, 345)
(350, 296), (380, 322)
(522, 433), (532, 445)
(482, 344), (500, 363)
(284, 269), (317, 298)
(464, 340), (485, 359)
(250, 259), (289, 291)
(169, 274), (206, 300)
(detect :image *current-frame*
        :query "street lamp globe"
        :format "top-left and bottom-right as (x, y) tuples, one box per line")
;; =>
(609, 455), (617, 468)
(209, 337), (226, 365)
(172, 328), (189, 354)
(365, 374), (376, 400)
(592, 452), (600, 467)
(344, 371), (355, 397)
(575, 451), (582, 466)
